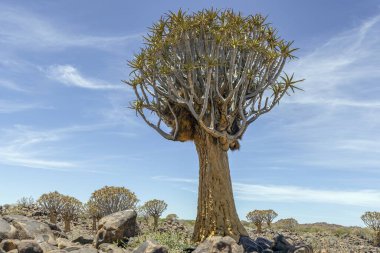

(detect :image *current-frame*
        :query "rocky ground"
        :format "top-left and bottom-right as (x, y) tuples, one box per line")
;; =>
(1, 204), (380, 253)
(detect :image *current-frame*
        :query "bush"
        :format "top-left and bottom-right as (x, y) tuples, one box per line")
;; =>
(127, 231), (192, 253)
(16, 196), (35, 208)
(275, 218), (298, 231)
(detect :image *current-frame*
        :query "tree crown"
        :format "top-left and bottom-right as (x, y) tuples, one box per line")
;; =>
(142, 199), (168, 217)
(127, 9), (302, 149)
(37, 191), (65, 214)
(362, 211), (380, 231)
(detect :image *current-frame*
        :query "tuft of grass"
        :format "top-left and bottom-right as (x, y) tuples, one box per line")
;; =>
(126, 231), (194, 253)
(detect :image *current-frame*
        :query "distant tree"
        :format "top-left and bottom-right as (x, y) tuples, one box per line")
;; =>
(88, 186), (138, 218)
(166, 213), (179, 221)
(85, 199), (103, 231)
(37, 191), (65, 224)
(16, 196), (35, 208)
(142, 199), (168, 230)
(61, 195), (82, 232)
(246, 210), (266, 233)
(361, 211), (380, 246)
(276, 218), (298, 231)
(263, 209), (278, 228)
(127, 9), (302, 242)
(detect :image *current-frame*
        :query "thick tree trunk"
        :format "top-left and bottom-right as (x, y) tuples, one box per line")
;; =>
(50, 212), (57, 224)
(192, 129), (248, 242)
(153, 216), (158, 231)
(255, 223), (262, 233)
(64, 219), (71, 232)
(92, 217), (97, 231)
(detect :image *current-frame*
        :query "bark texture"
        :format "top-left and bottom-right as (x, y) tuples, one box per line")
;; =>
(64, 219), (71, 232)
(193, 129), (248, 242)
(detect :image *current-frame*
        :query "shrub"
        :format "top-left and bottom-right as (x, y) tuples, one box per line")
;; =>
(37, 191), (65, 223)
(16, 196), (35, 208)
(61, 195), (82, 232)
(166, 214), (179, 221)
(276, 218), (298, 231)
(361, 211), (380, 246)
(246, 210), (266, 233)
(142, 199), (168, 230)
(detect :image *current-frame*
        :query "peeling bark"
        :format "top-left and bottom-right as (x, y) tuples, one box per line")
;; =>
(64, 219), (71, 232)
(192, 128), (248, 242)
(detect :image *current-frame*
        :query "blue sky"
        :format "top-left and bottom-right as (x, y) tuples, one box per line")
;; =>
(1, 0), (380, 227)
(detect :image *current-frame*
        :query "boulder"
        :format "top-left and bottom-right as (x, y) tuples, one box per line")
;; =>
(70, 247), (98, 253)
(0, 218), (17, 241)
(3, 216), (55, 245)
(36, 242), (58, 253)
(98, 243), (128, 253)
(56, 239), (74, 250)
(7, 250), (18, 253)
(17, 241), (43, 253)
(0, 239), (20, 252)
(93, 210), (137, 248)
(193, 236), (243, 253)
(132, 241), (167, 253)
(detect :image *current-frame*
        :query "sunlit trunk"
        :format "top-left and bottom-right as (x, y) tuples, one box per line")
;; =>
(192, 129), (248, 242)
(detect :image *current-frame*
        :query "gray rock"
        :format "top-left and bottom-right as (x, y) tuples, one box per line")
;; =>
(3, 216), (55, 245)
(70, 247), (98, 253)
(72, 236), (93, 245)
(132, 241), (167, 253)
(193, 236), (243, 253)
(56, 238), (74, 250)
(0, 218), (17, 241)
(17, 240), (43, 253)
(0, 239), (20, 252)
(52, 231), (68, 240)
(47, 250), (67, 253)
(7, 250), (18, 253)
(98, 244), (127, 253)
(93, 210), (137, 248)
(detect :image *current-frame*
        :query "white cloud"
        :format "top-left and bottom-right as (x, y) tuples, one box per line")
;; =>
(286, 14), (380, 108)
(0, 4), (141, 51)
(46, 65), (122, 90)
(0, 100), (46, 113)
(153, 176), (380, 207)
(0, 79), (27, 92)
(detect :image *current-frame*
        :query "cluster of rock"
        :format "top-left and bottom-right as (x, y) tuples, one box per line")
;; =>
(0, 211), (168, 253)
(156, 219), (187, 234)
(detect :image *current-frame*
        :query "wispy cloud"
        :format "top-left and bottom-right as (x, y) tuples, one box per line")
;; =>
(0, 4), (141, 51)
(287, 14), (380, 108)
(0, 79), (27, 92)
(0, 100), (46, 113)
(0, 124), (111, 171)
(46, 65), (123, 90)
(153, 176), (380, 207)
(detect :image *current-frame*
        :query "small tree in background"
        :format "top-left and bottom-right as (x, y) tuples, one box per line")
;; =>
(276, 218), (298, 231)
(142, 199), (168, 230)
(86, 199), (103, 231)
(38, 191), (65, 224)
(166, 213), (179, 221)
(88, 186), (138, 218)
(263, 209), (278, 228)
(361, 211), (380, 246)
(16, 196), (35, 208)
(246, 210), (266, 233)
(127, 9), (302, 242)
(61, 195), (82, 232)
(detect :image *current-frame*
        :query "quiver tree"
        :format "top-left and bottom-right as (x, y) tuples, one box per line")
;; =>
(263, 209), (278, 228)
(88, 186), (138, 218)
(166, 213), (179, 221)
(246, 210), (266, 233)
(61, 195), (82, 232)
(361, 211), (380, 246)
(37, 191), (65, 224)
(142, 199), (168, 230)
(86, 200), (103, 231)
(126, 9), (302, 242)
